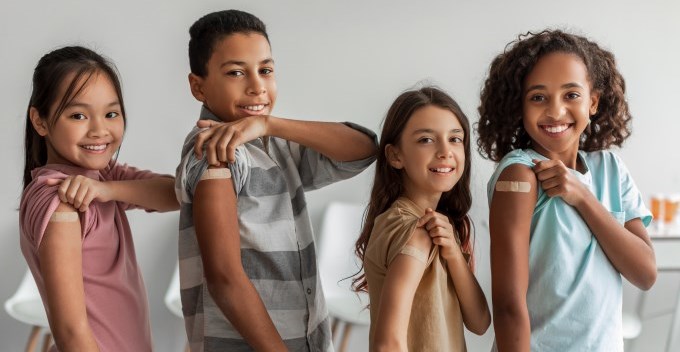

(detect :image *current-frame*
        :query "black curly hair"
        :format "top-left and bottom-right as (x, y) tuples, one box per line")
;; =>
(476, 29), (631, 162)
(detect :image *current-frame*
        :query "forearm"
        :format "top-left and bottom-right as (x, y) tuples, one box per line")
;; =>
(493, 304), (531, 352)
(108, 177), (179, 212)
(445, 253), (490, 334)
(208, 275), (287, 351)
(267, 116), (377, 161)
(574, 192), (656, 289)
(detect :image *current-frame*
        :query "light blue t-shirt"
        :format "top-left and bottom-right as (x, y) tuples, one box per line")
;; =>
(488, 148), (651, 352)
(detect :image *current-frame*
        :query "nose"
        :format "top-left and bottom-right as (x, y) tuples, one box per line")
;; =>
(436, 140), (453, 159)
(546, 99), (566, 120)
(246, 74), (266, 96)
(87, 116), (110, 138)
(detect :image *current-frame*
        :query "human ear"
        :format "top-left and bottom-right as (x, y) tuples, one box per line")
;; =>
(385, 144), (403, 169)
(589, 91), (600, 116)
(188, 73), (206, 102)
(29, 107), (49, 137)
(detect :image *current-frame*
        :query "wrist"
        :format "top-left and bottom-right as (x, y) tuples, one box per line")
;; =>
(263, 115), (277, 137)
(100, 181), (116, 203)
(442, 245), (465, 264)
(572, 184), (593, 209)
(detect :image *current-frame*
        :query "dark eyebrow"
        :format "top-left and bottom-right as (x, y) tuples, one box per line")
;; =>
(412, 128), (465, 135)
(220, 58), (275, 68)
(67, 101), (120, 109)
(525, 82), (585, 93)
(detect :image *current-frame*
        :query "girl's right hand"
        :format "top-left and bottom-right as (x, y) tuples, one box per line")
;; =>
(49, 176), (112, 212)
(532, 159), (589, 206)
(417, 208), (461, 261)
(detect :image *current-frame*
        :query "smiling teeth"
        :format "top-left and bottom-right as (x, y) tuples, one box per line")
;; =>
(243, 105), (265, 111)
(543, 124), (569, 133)
(430, 168), (453, 173)
(82, 145), (106, 151)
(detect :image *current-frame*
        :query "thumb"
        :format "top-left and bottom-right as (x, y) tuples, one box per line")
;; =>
(196, 119), (219, 128)
(45, 178), (63, 186)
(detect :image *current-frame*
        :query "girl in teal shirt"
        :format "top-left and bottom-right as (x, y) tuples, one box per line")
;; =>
(477, 29), (655, 352)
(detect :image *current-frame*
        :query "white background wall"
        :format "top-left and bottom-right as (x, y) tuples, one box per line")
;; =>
(1, 0), (679, 351)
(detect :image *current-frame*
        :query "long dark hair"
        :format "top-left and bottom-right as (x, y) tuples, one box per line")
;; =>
(23, 46), (127, 189)
(353, 86), (474, 293)
(477, 29), (631, 162)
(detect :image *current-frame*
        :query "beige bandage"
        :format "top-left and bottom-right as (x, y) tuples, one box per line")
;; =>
(495, 181), (531, 193)
(199, 168), (232, 181)
(399, 245), (428, 264)
(49, 212), (79, 223)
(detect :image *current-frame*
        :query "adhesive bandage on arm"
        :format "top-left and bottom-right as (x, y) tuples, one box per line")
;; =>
(399, 245), (428, 264)
(495, 181), (531, 193)
(199, 168), (232, 181)
(49, 212), (79, 223)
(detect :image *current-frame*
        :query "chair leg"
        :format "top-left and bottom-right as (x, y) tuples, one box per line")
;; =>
(331, 318), (340, 341)
(41, 333), (53, 352)
(26, 326), (41, 352)
(338, 323), (353, 352)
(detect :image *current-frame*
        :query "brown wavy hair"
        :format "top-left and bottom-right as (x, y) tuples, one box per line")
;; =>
(476, 29), (632, 162)
(353, 86), (475, 293)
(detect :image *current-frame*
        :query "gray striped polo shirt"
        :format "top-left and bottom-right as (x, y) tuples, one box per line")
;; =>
(175, 107), (377, 352)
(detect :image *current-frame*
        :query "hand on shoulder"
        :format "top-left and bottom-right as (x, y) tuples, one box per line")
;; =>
(47, 175), (112, 212)
(194, 115), (271, 165)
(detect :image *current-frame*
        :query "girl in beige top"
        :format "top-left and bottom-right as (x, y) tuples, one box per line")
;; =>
(354, 87), (490, 352)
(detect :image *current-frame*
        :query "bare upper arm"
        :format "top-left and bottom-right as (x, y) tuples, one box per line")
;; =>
(489, 164), (537, 310)
(399, 224), (433, 264)
(374, 226), (431, 344)
(38, 202), (88, 331)
(193, 167), (243, 283)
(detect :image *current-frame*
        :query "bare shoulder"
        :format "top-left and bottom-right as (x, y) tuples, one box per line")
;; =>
(405, 226), (433, 254)
(497, 163), (536, 183)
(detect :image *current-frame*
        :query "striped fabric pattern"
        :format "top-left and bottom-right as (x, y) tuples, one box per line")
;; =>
(175, 107), (376, 352)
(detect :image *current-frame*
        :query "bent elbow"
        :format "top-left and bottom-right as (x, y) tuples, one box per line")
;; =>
(637, 268), (657, 291)
(373, 340), (405, 352)
(204, 271), (246, 298)
(467, 322), (490, 336)
(467, 314), (492, 335)
(52, 321), (94, 349)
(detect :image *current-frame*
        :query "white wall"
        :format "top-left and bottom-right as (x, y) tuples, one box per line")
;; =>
(1, 1), (679, 351)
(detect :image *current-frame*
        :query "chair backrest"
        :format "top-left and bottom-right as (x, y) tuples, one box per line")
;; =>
(164, 263), (183, 318)
(317, 202), (366, 298)
(4, 269), (49, 327)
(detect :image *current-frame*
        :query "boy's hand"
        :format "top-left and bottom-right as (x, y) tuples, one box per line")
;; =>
(532, 159), (589, 206)
(194, 116), (269, 165)
(417, 208), (460, 261)
(47, 176), (112, 212)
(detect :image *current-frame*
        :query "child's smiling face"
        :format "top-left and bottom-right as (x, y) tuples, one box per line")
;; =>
(34, 72), (125, 170)
(387, 105), (466, 205)
(522, 52), (599, 164)
(189, 32), (277, 122)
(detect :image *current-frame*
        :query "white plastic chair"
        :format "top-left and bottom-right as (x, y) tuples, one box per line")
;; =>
(317, 202), (370, 352)
(4, 270), (53, 352)
(164, 263), (189, 352)
(164, 263), (183, 318)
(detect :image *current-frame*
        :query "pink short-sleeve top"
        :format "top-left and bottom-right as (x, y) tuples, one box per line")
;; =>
(20, 163), (165, 352)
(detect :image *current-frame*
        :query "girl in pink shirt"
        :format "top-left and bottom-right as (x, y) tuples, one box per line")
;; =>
(19, 46), (178, 351)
